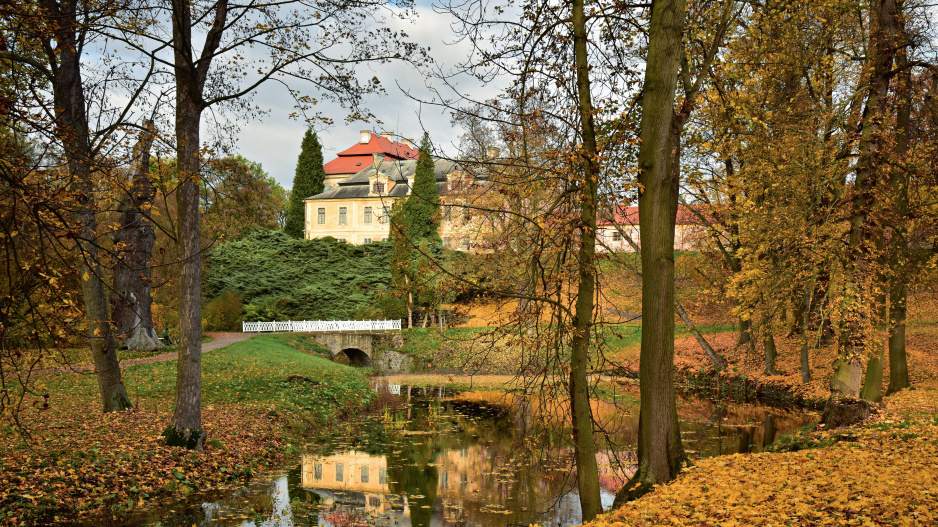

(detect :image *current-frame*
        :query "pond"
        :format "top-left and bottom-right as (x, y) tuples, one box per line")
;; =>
(137, 383), (816, 527)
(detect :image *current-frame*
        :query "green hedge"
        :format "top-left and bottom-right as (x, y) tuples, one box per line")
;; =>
(205, 230), (392, 321)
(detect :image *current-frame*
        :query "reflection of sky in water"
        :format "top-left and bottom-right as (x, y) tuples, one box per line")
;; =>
(156, 388), (813, 527)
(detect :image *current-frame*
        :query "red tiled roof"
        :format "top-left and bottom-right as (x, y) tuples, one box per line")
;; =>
(324, 133), (419, 175)
(598, 204), (704, 226)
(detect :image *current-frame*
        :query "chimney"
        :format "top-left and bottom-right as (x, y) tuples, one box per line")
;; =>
(487, 146), (501, 159)
(402, 138), (415, 148)
(372, 152), (384, 169)
(360, 130), (371, 144)
(380, 131), (394, 141)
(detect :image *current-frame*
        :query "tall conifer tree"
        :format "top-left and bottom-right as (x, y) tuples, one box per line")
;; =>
(285, 128), (325, 238)
(402, 134), (441, 243)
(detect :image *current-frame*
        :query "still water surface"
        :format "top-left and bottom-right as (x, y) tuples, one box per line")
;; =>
(142, 384), (815, 527)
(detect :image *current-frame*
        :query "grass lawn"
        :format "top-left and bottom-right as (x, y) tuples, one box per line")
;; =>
(0, 334), (371, 524)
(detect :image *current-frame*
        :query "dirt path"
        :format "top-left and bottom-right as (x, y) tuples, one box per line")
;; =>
(34, 332), (254, 375)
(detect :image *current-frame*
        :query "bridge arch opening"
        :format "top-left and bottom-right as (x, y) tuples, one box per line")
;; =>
(336, 348), (371, 367)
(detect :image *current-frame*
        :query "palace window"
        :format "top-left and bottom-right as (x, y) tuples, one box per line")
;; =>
(361, 465), (369, 483)
(373, 182), (385, 194)
(314, 464), (322, 480)
(335, 463), (344, 482)
(380, 206), (390, 224)
(338, 207), (347, 224)
(317, 207), (325, 225)
(379, 467), (387, 484)
(364, 206), (373, 224)
(363, 238), (372, 244)
(612, 231), (622, 242)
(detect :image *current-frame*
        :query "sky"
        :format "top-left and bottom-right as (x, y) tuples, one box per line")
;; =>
(233, 4), (502, 191)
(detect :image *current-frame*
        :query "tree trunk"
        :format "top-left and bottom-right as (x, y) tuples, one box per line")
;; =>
(800, 338), (812, 383)
(615, 0), (687, 505)
(737, 317), (752, 346)
(886, 281), (909, 394)
(834, 0), (900, 398)
(408, 288), (414, 329)
(165, 91), (205, 450)
(112, 121), (163, 352)
(800, 287), (812, 382)
(676, 301), (723, 370)
(763, 332), (778, 375)
(163, 0), (229, 450)
(569, 0), (602, 518)
(49, 0), (131, 412)
(860, 356), (883, 402)
(885, 35), (911, 395)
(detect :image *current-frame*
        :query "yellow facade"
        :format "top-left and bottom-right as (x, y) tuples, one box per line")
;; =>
(304, 159), (478, 250)
(304, 196), (396, 245)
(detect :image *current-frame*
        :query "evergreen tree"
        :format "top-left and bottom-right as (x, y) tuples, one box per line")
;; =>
(388, 202), (415, 327)
(402, 134), (441, 243)
(284, 128), (326, 238)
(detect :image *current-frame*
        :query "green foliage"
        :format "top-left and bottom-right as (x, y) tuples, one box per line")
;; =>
(284, 128), (326, 238)
(205, 230), (392, 321)
(203, 291), (243, 331)
(388, 201), (414, 316)
(402, 134), (441, 243)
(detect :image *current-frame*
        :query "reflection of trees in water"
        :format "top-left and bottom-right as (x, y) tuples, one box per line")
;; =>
(294, 390), (814, 527)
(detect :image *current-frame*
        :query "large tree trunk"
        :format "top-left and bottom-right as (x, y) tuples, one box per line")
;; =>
(112, 122), (163, 352)
(885, 37), (911, 395)
(615, 0), (688, 505)
(163, 0), (228, 450)
(569, 0), (601, 518)
(834, 0), (900, 398)
(886, 282), (909, 394)
(49, 0), (131, 412)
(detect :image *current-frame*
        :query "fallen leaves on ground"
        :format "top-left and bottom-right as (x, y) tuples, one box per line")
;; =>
(0, 399), (285, 525)
(586, 388), (938, 527)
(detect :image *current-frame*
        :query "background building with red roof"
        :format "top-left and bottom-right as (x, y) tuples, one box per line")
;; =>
(305, 130), (478, 248)
(322, 130), (419, 190)
(597, 204), (706, 252)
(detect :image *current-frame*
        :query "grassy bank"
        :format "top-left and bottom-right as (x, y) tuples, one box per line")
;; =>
(397, 323), (735, 375)
(0, 334), (371, 525)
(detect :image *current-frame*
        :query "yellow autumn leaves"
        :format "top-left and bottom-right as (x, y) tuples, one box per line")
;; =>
(584, 389), (938, 526)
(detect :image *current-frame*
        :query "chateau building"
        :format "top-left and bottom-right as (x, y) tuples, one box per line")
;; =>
(304, 131), (477, 248)
(305, 130), (703, 252)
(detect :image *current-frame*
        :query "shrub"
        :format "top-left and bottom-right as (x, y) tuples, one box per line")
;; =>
(205, 230), (394, 320)
(204, 291), (243, 331)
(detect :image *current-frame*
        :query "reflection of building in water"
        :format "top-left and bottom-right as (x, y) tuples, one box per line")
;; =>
(302, 451), (403, 522)
(436, 445), (485, 496)
(302, 445), (616, 527)
(303, 451), (389, 492)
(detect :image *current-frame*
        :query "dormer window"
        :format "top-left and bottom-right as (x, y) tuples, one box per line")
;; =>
(373, 182), (385, 194)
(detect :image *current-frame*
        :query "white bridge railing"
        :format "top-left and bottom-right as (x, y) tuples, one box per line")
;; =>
(242, 319), (401, 333)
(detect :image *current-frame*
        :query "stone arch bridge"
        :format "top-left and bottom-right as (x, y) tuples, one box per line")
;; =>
(314, 332), (409, 371)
